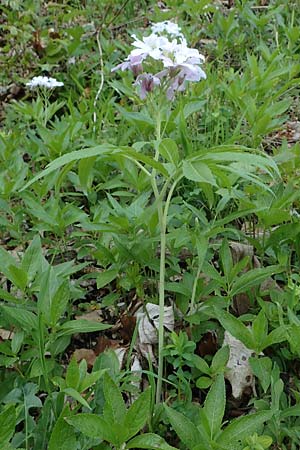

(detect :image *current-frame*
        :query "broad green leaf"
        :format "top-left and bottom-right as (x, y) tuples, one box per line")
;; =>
(214, 308), (255, 350)
(1, 305), (37, 331)
(97, 268), (119, 289)
(159, 138), (179, 165)
(196, 376), (212, 389)
(183, 160), (217, 186)
(57, 319), (111, 336)
(66, 413), (108, 439)
(0, 405), (16, 445)
(217, 411), (273, 447)
(263, 326), (287, 348)
(164, 405), (202, 449)
(48, 405), (77, 450)
(193, 355), (211, 375)
(204, 374), (225, 439)
(249, 357), (272, 393)
(21, 235), (42, 281)
(252, 311), (268, 344)
(66, 356), (80, 390)
(126, 433), (177, 449)
(124, 388), (151, 440)
(103, 372), (126, 425)
(211, 346), (229, 373)
(7, 265), (27, 291)
(50, 281), (70, 327)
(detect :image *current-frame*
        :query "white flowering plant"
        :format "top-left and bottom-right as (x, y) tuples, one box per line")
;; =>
(112, 21), (206, 100)
(22, 21), (280, 408)
(23, 75), (64, 127)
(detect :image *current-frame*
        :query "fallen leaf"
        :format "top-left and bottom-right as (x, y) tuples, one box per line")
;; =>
(223, 330), (255, 399)
(73, 349), (96, 369)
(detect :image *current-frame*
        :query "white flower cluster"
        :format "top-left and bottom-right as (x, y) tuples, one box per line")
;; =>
(112, 21), (206, 100)
(26, 76), (64, 89)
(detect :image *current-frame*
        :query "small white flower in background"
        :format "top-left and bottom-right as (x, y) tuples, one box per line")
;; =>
(151, 20), (183, 38)
(26, 76), (64, 89)
(112, 20), (206, 100)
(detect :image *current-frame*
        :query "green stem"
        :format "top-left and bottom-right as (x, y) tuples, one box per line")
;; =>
(155, 177), (182, 405)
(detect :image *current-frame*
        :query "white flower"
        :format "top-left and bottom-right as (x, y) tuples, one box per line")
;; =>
(130, 33), (169, 60)
(26, 76), (64, 89)
(151, 20), (183, 37)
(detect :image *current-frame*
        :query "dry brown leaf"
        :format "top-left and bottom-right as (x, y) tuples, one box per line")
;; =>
(73, 348), (96, 369)
(75, 310), (103, 322)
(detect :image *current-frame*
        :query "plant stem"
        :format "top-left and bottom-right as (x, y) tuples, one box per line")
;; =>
(155, 177), (181, 404)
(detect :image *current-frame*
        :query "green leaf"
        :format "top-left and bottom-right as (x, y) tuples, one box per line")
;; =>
(66, 413), (108, 439)
(103, 372), (126, 425)
(126, 433), (177, 449)
(193, 355), (211, 375)
(1, 305), (37, 332)
(211, 346), (229, 374)
(57, 319), (111, 336)
(196, 376), (212, 389)
(204, 374), (225, 439)
(79, 369), (106, 392)
(249, 357), (272, 393)
(63, 387), (91, 410)
(96, 268), (119, 289)
(164, 405), (202, 449)
(66, 356), (80, 390)
(252, 311), (268, 344)
(48, 405), (77, 450)
(21, 144), (117, 191)
(7, 265), (27, 291)
(263, 326), (286, 348)
(21, 235), (42, 282)
(159, 138), (179, 165)
(214, 308), (255, 350)
(124, 388), (151, 439)
(183, 160), (217, 186)
(230, 266), (282, 297)
(0, 405), (16, 446)
(217, 411), (273, 447)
